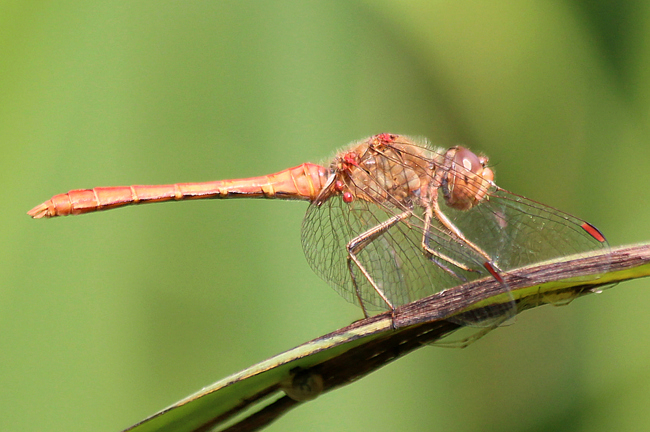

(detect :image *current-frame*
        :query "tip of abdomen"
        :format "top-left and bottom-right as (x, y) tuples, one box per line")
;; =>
(27, 202), (53, 218)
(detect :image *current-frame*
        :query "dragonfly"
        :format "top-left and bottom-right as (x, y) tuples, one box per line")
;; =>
(28, 133), (608, 324)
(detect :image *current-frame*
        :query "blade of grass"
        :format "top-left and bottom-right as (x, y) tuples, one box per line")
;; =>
(123, 243), (650, 432)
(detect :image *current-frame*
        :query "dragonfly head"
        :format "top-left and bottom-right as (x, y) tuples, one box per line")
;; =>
(443, 147), (494, 211)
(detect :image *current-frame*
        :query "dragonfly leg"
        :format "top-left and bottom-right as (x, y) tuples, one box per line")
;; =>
(420, 232), (479, 273)
(422, 187), (517, 327)
(346, 210), (412, 315)
(426, 249), (470, 282)
(427, 188), (495, 265)
(420, 196), (481, 274)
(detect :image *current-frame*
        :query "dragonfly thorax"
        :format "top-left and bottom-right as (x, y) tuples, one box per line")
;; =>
(333, 135), (434, 209)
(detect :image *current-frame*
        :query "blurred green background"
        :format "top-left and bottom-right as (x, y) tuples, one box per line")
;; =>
(3, 1), (650, 431)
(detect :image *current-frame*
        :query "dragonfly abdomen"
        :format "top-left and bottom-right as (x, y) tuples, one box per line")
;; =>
(28, 163), (329, 218)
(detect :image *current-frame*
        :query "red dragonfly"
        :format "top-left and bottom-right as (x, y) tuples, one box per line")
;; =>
(28, 133), (608, 322)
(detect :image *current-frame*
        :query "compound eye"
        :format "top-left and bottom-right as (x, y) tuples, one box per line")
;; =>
(444, 147), (493, 211)
(454, 147), (482, 175)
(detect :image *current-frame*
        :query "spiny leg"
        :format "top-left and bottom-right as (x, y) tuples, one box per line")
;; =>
(419, 160), (498, 274)
(346, 210), (412, 317)
(420, 195), (481, 275)
(424, 187), (505, 284)
(420, 187), (514, 327)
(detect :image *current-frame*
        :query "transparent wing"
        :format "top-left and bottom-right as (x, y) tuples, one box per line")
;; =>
(435, 185), (609, 323)
(442, 185), (609, 272)
(301, 195), (494, 312)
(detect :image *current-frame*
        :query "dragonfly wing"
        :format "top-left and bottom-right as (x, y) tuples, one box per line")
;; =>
(437, 185), (609, 317)
(442, 186), (609, 270)
(302, 196), (493, 312)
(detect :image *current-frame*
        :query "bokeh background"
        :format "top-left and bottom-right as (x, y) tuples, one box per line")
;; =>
(3, 1), (650, 431)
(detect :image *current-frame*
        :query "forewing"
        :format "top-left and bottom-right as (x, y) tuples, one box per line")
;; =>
(441, 186), (609, 272)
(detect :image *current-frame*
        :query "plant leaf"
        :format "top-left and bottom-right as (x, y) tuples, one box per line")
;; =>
(123, 244), (650, 432)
